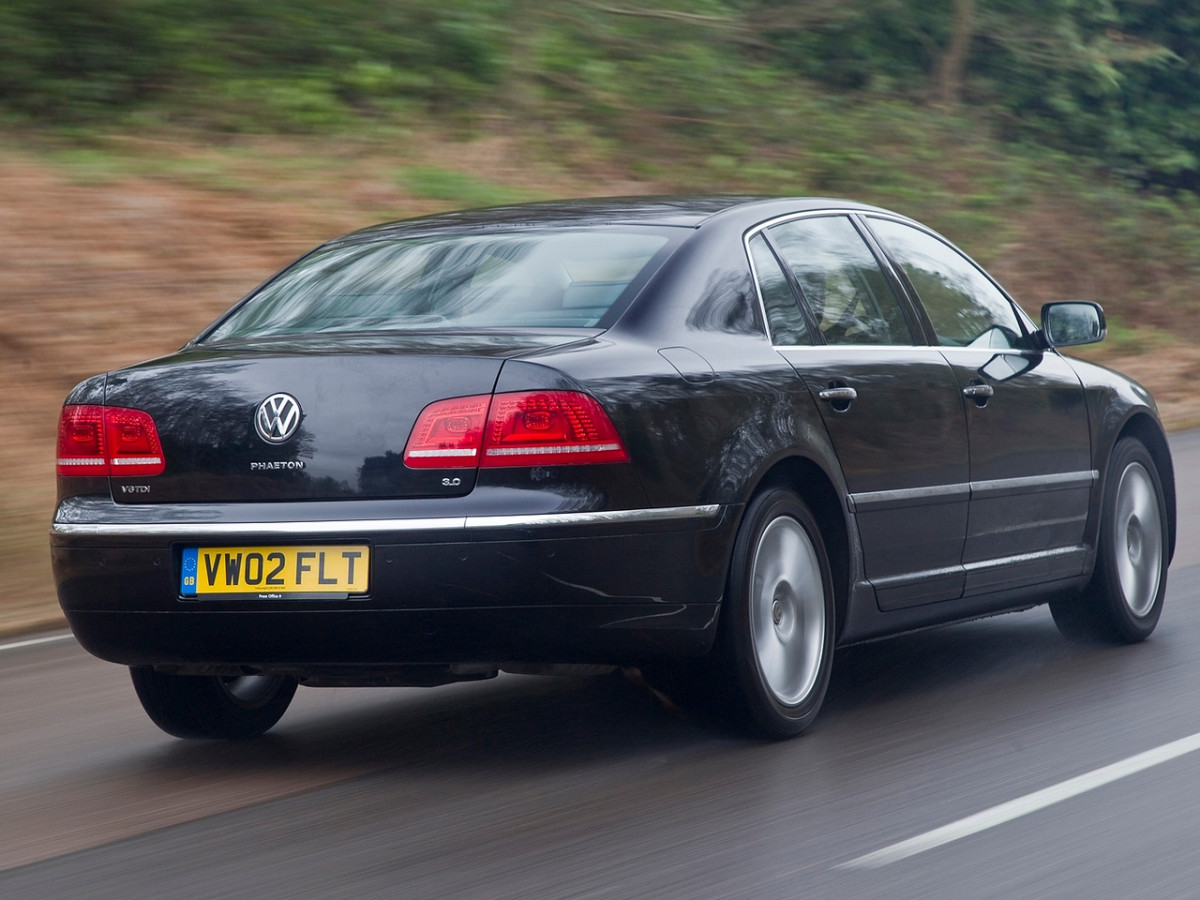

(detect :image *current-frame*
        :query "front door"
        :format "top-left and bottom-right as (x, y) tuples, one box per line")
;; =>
(866, 217), (1093, 595)
(751, 215), (971, 609)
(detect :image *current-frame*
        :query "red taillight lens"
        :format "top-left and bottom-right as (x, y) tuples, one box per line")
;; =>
(403, 391), (629, 470)
(57, 405), (166, 477)
(104, 408), (166, 476)
(57, 405), (107, 476)
(403, 396), (490, 469)
(482, 391), (629, 467)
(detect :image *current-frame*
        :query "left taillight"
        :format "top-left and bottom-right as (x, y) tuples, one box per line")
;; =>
(56, 405), (166, 477)
(402, 396), (490, 469)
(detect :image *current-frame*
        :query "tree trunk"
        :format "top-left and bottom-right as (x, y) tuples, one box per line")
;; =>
(936, 0), (976, 107)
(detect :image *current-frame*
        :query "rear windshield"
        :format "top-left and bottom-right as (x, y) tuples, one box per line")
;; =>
(204, 229), (672, 340)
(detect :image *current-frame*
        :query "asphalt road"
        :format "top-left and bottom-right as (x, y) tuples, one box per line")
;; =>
(4, 433), (1200, 899)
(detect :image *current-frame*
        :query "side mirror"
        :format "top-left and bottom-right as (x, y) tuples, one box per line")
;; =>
(1041, 301), (1106, 348)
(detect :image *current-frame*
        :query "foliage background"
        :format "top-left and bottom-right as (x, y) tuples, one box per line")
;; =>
(5, 0), (1200, 188)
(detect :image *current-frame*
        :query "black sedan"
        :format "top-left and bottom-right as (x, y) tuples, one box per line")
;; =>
(51, 197), (1175, 740)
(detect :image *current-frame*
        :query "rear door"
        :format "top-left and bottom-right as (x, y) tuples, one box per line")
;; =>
(750, 215), (971, 609)
(865, 216), (1094, 595)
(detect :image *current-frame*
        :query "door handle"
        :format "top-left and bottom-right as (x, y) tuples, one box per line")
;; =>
(963, 382), (994, 407)
(818, 387), (858, 403)
(818, 386), (857, 412)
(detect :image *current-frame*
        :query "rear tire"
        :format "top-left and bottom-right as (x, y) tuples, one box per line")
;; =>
(716, 488), (835, 738)
(1050, 437), (1168, 644)
(130, 668), (298, 739)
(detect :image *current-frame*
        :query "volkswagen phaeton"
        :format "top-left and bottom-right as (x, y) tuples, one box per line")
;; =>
(51, 197), (1175, 740)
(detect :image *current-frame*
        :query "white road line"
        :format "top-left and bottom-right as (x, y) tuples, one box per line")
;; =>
(0, 632), (75, 653)
(839, 730), (1200, 870)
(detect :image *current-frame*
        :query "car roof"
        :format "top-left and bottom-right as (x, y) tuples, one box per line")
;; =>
(335, 196), (895, 242)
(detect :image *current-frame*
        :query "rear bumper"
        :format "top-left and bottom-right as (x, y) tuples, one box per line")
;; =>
(51, 499), (736, 672)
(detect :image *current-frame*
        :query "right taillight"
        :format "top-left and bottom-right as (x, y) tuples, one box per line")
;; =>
(404, 391), (629, 470)
(56, 405), (166, 477)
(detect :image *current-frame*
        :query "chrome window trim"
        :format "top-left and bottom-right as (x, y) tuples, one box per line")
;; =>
(936, 346), (1032, 356)
(775, 344), (945, 353)
(742, 209), (924, 350)
(50, 504), (723, 538)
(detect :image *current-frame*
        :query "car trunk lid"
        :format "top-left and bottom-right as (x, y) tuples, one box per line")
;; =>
(102, 331), (596, 504)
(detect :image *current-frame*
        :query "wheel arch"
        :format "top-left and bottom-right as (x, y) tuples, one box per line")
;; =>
(749, 455), (851, 639)
(1114, 412), (1176, 564)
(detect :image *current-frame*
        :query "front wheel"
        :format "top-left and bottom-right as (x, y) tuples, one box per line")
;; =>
(1050, 437), (1169, 644)
(716, 488), (835, 738)
(130, 668), (298, 739)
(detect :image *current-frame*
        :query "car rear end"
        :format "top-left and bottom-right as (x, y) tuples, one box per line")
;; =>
(50, 220), (733, 684)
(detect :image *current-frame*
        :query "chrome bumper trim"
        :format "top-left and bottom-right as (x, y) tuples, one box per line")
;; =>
(51, 504), (723, 538)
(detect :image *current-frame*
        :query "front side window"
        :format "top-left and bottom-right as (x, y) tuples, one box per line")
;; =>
(868, 218), (1026, 349)
(767, 216), (913, 346)
(204, 229), (672, 341)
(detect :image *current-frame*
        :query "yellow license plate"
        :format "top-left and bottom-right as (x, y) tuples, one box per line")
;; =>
(181, 545), (369, 597)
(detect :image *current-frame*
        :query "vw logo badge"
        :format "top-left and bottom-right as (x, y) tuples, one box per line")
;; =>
(255, 393), (302, 444)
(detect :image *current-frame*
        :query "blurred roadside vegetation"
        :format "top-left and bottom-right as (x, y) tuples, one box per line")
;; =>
(4, 0), (1200, 353)
(4, 0), (1200, 188)
(5, 1), (1200, 631)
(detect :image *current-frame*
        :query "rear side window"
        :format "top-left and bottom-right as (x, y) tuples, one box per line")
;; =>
(748, 234), (810, 346)
(868, 218), (1027, 349)
(766, 216), (913, 346)
(205, 229), (671, 340)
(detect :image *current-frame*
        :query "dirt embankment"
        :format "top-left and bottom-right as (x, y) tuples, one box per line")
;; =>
(0, 156), (352, 633)
(0, 139), (615, 634)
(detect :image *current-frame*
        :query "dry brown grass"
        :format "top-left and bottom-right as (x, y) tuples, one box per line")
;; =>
(0, 154), (335, 633)
(0, 135), (631, 635)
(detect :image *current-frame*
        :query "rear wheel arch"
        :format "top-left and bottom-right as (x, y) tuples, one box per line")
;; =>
(635, 455), (848, 727)
(746, 456), (850, 639)
(711, 482), (837, 736)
